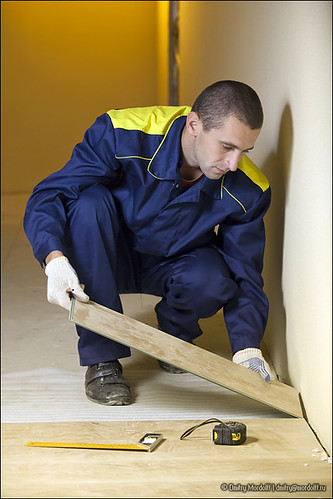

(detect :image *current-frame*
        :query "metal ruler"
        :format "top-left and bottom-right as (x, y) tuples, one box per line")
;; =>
(26, 433), (163, 452)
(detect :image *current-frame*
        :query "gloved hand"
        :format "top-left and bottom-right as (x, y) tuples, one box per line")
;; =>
(45, 256), (89, 311)
(232, 348), (273, 382)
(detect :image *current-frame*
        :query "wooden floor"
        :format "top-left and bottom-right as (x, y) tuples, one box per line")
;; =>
(2, 419), (331, 498)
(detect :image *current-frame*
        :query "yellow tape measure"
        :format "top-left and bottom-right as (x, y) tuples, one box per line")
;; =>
(26, 433), (163, 452)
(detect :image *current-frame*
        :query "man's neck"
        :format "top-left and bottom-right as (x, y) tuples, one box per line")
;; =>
(180, 126), (202, 180)
(180, 163), (203, 180)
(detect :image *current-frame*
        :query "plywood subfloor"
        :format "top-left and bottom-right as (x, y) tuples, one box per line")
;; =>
(1, 419), (331, 498)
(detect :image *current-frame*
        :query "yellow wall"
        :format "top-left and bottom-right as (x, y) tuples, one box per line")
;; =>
(1, 1), (159, 193)
(179, 0), (332, 454)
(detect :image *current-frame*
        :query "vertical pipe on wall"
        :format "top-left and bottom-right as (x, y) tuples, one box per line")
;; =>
(168, 1), (179, 105)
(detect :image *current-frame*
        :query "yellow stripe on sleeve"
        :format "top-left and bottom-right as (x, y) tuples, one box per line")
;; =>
(238, 156), (269, 192)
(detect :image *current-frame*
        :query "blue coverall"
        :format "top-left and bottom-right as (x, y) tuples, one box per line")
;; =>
(24, 106), (271, 366)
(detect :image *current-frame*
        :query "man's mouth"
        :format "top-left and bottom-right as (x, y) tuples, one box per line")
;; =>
(214, 166), (227, 175)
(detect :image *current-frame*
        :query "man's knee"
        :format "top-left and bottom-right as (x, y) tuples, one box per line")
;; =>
(66, 185), (119, 233)
(70, 185), (115, 217)
(168, 249), (238, 317)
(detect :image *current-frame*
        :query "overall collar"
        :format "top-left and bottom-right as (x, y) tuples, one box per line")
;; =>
(147, 114), (224, 200)
(147, 115), (186, 180)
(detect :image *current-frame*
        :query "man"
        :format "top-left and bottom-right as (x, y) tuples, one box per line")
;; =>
(24, 80), (273, 407)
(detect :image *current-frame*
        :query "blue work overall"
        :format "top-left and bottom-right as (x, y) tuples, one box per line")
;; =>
(24, 108), (271, 365)
(65, 184), (238, 366)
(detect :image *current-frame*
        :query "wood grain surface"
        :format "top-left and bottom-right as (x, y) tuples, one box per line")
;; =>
(70, 299), (303, 418)
(2, 419), (331, 498)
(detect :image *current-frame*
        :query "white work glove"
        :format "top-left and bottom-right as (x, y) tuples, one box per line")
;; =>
(232, 348), (273, 382)
(45, 256), (89, 311)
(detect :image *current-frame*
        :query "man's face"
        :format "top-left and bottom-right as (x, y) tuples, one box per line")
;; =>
(188, 113), (261, 179)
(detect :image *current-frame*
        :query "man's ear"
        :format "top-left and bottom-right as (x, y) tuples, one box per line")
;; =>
(186, 111), (202, 137)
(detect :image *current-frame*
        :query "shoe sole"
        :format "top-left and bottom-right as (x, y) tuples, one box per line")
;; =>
(160, 366), (187, 374)
(158, 361), (187, 374)
(86, 394), (131, 406)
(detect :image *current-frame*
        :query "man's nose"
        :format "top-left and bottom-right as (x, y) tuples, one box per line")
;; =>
(226, 151), (241, 171)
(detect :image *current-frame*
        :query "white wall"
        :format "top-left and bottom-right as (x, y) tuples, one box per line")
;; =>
(179, 1), (332, 454)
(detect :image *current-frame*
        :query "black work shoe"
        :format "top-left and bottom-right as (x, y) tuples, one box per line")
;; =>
(158, 360), (187, 374)
(85, 361), (131, 406)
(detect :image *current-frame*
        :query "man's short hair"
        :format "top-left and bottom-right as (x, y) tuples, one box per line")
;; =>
(191, 80), (264, 131)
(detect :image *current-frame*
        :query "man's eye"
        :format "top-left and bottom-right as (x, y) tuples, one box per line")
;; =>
(222, 144), (233, 151)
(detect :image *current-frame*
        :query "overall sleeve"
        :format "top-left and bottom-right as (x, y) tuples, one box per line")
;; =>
(216, 187), (271, 353)
(23, 114), (120, 265)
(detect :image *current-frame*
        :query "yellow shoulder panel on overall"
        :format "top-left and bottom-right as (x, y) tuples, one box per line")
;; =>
(107, 106), (191, 135)
(238, 156), (270, 192)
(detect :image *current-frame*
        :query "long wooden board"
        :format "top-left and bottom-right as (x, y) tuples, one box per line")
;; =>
(69, 299), (303, 418)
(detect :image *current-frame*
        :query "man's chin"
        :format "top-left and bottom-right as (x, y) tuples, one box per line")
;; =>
(205, 170), (225, 180)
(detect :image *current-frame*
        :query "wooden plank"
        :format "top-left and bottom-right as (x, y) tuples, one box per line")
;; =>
(69, 299), (303, 418)
(2, 419), (331, 498)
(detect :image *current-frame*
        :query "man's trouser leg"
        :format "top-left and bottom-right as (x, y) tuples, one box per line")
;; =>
(140, 248), (239, 343)
(65, 185), (141, 366)
(64, 185), (239, 364)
